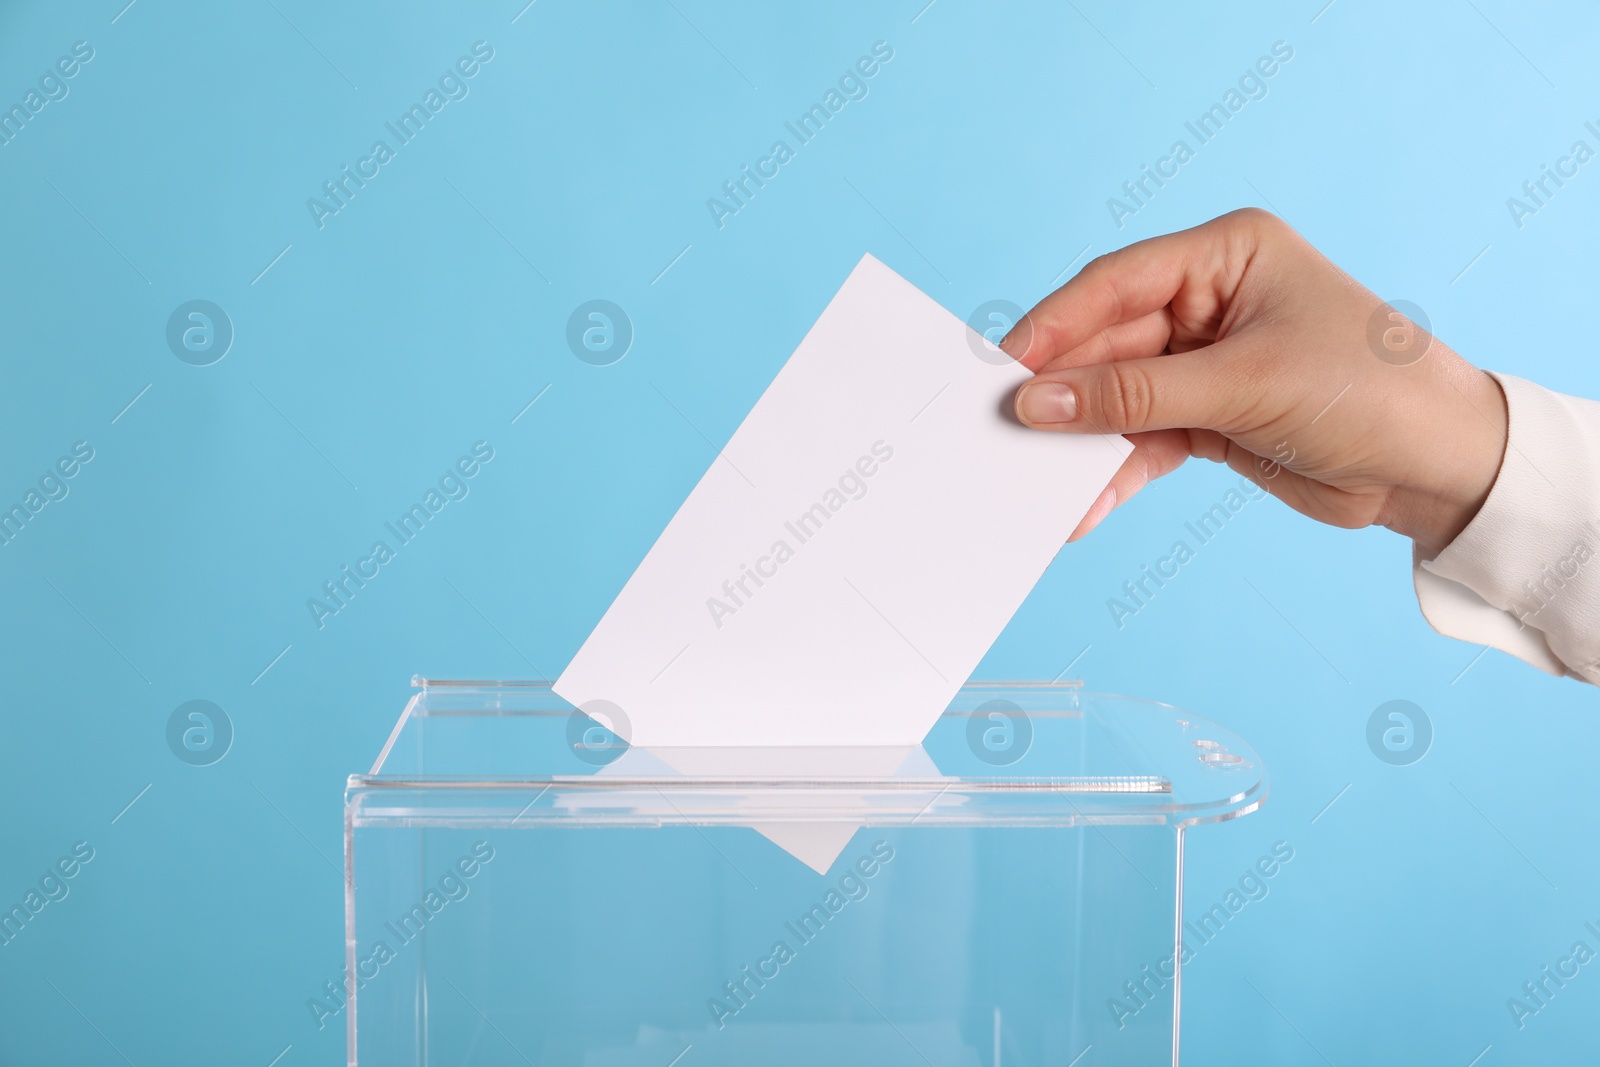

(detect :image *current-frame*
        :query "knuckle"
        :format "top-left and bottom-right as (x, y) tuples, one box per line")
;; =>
(1020, 310), (1055, 359)
(1217, 207), (1291, 256)
(1085, 329), (1117, 364)
(1080, 249), (1120, 279)
(1075, 255), (1127, 318)
(1094, 273), (1127, 325)
(1226, 205), (1282, 232)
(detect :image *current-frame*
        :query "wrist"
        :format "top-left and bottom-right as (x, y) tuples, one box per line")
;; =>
(1386, 370), (1508, 555)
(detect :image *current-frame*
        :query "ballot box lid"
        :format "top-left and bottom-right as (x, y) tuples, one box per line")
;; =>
(346, 678), (1267, 830)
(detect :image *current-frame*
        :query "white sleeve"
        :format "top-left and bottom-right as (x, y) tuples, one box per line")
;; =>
(1412, 372), (1600, 685)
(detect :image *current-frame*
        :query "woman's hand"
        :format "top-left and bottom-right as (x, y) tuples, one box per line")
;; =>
(1007, 208), (1509, 556)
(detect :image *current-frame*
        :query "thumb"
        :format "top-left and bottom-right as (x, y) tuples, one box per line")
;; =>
(1013, 348), (1254, 436)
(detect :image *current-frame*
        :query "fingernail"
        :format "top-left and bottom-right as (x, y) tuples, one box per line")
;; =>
(1018, 381), (1077, 425)
(998, 317), (1033, 360)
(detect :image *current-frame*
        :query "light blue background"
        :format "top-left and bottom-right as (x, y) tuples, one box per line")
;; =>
(2, 0), (1597, 1063)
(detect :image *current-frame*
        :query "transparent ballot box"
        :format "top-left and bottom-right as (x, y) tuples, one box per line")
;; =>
(344, 678), (1266, 1066)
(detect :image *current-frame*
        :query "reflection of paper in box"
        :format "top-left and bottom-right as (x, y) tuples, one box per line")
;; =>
(555, 254), (1129, 870)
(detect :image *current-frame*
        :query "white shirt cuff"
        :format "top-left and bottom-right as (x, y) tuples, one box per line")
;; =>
(1412, 372), (1600, 685)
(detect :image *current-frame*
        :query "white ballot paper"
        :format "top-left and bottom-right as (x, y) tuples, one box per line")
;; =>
(555, 253), (1130, 869)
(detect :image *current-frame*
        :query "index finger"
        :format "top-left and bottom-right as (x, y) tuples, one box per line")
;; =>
(1001, 208), (1268, 373)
